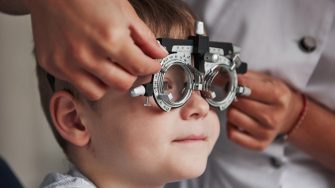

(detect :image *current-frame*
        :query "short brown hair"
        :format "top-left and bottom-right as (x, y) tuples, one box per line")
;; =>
(36, 0), (196, 153)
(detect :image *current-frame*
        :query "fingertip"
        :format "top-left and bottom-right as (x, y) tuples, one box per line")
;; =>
(142, 61), (161, 76)
(126, 54), (161, 76)
(141, 37), (169, 58)
(129, 22), (168, 59)
(150, 59), (162, 72)
(112, 77), (137, 92)
(156, 42), (169, 57)
(226, 123), (235, 140)
(237, 74), (248, 84)
(227, 125), (266, 151)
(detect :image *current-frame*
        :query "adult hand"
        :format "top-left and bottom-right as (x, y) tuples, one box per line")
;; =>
(25, 0), (168, 100)
(227, 71), (303, 150)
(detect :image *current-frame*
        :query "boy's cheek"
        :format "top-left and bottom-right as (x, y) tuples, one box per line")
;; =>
(208, 113), (221, 147)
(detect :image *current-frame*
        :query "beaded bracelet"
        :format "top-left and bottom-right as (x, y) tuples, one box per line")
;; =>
(281, 94), (309, 141)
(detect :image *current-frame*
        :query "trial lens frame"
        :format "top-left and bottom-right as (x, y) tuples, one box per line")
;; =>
(130, 22), (248, 112)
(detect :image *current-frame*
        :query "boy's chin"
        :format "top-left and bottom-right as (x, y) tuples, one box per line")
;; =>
(167, 157), (208, 182)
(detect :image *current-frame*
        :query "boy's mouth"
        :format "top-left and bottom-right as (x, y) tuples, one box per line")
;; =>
(172, 134), (207, 143)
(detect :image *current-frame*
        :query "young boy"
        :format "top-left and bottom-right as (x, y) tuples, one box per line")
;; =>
(37, 0), (220, 187)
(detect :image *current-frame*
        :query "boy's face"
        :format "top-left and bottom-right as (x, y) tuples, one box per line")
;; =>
(81, 69), (220, 185)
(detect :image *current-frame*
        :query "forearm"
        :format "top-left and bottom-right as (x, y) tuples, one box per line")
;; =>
(289, 96), (335, 170)
(0, 0), (29, 15)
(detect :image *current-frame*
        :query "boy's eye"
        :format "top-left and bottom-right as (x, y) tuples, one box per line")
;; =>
(163, 81), (173, 90)
(162, 64), (190, 102)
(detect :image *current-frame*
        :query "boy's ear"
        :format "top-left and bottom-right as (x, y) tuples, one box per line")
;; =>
(49, 91), (90, 147)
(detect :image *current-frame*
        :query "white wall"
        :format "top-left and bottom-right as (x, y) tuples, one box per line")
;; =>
(0, 13), (67, 187)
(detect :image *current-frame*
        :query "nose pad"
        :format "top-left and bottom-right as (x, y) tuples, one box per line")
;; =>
(180, 91), (210, 120)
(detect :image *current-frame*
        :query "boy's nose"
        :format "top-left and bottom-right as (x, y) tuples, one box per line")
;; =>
(180, 91), (209, 120)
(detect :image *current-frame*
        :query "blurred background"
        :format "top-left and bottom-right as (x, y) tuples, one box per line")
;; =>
(0, 13), (68, 187)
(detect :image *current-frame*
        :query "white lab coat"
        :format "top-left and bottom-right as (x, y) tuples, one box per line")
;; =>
(167, 0), (335, 187)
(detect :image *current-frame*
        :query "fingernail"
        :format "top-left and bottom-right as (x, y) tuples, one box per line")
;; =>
(157, 40), (169, 55)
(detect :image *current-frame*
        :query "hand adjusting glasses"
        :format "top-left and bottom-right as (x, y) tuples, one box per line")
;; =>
(129, 21), (250, 112)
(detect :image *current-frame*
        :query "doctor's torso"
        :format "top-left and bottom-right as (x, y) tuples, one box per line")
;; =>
(166, 1), (335, 188)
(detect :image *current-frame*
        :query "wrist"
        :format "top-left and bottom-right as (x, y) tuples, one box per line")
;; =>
(280, 93), (309, 140)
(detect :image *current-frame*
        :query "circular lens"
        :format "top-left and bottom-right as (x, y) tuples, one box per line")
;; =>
(208, 66), (231, 102)
(162, 64), (189, 103)
(152, 53), (193, 111)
